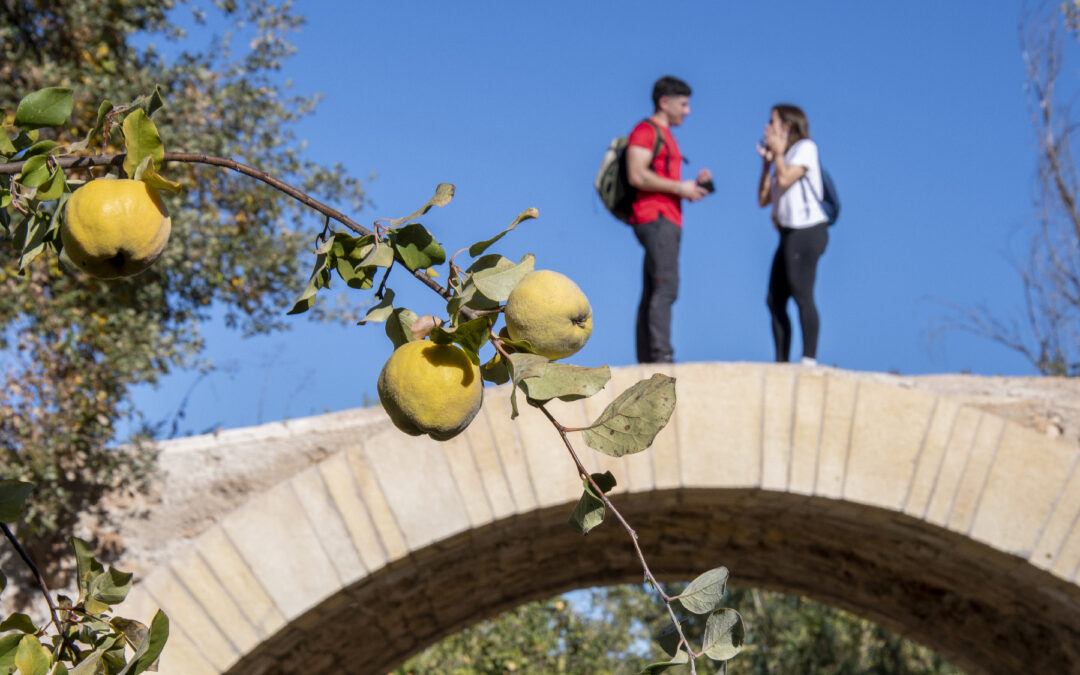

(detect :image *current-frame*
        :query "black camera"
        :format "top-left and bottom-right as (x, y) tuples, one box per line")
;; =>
(697, 178), (716, 194)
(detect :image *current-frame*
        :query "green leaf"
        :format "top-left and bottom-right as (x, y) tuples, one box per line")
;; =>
(70, 537), (105, 600)
(480, 353), (510, 385)
(468, 207), (539, 257)
(655, 622), (683, 658)
(701, 608), (745, 661)
(385, 308), (419, 349)
(567, 471), (616, 535)
(677, 567), (730, 615)
(471, 253), (535, 303)
(48, 662), (68, 675)
(11, 129), (39, 153)
(582, 374), (677, 457)
(507, 353), (549, 419)
(14, 87), (74, 130)
(0, 129), (14, 155)
(640, 648), (690, 674)
(34, 167), (66, 202)
(287, 238), (335, 315)
(83, 99), (114, 148)
(520, 363), (610, 402)
(115, 610), (168, 675)
(66, 637), (117, 675)
(14, 634), (49, 675)
(356, 240), (394, 267)
(121, 109), (165, 178)
(90, 566), (133, 606)
(430, 316), (493, 364)
(0, 480), (34, 522)
(389, 223), (445, 271)
(20, 140), (60, 158)
(0, 613), (36, 634)
(389, 182), (455, 228)
(132, 156), (182, 194)
(0, 633), (20, 672)
(17, 193), (67, 270)
(17, 155), (50, 188)
(359, 290), (396, 324)
(109, 617), (148, 649)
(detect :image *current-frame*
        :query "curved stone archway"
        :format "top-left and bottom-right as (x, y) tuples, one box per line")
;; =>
(113, 363), (1080, 674)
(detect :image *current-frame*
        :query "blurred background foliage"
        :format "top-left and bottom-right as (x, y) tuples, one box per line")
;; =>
(0, 0), (366, 562)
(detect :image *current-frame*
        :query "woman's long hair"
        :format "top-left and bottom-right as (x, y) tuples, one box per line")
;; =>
(773, 104), (810, 152)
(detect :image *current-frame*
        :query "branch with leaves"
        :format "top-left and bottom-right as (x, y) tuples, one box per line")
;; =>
(2, 85), (745, 672)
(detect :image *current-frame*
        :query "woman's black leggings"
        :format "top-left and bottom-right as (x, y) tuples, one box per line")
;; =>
(766, 223), (828, 362)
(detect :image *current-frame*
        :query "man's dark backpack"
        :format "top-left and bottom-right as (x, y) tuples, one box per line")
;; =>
(595, 120), (664, 224)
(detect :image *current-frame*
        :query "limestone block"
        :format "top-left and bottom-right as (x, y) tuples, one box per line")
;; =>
(438, 428), (496, 529)
(815, 374), (858, 499)
(189, 525), (285, 637)
(969, 423), (1077, 556)
(1031, 452), (1080, 574)
(480, 386), (539, 512)
(903, 397), (961, 517)
(460, 406), (517, 521)
(317, 451), (389, 573)
(119, 588), (217, 675)
(356, 426), (472, 552)
(219, 483), (341, 619)
(790, 372), (826, 494)
(289, 465), (365, 584)
(845, 381), (936, 510)
(946, 414), (1005, 534)
(514, 393), (583, 508)
(677, 363), (762, 488)
(167, 546), (262, 656)
(761, 367), (797, 491)
(140, 568), (239, 670)
(344, 443), (410, 562)
(923, 407), (983, 527)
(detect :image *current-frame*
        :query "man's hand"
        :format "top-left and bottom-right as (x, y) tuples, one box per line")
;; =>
(679, 180), (708, 202)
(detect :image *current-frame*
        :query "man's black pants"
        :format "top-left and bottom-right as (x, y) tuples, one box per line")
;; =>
(633, 216), (681, 363)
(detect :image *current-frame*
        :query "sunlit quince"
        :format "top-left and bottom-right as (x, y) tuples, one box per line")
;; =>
(61, 178), (171, 279)
(377, 340), (483, 441)
(504, 270), (593, 360)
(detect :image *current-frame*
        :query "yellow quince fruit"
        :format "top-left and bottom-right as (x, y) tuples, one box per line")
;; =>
(504, 270), (593, 360)
(377, 340), (483, 441)
(61, 178), (171, 279)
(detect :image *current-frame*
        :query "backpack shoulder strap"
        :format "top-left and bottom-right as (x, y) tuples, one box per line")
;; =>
(643, 118), (668, 174)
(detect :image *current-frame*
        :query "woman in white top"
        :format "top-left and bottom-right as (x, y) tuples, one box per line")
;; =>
(756, 104), (829, 365)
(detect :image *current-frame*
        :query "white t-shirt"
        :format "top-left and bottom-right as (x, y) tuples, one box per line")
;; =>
(771, 138), (827, 228)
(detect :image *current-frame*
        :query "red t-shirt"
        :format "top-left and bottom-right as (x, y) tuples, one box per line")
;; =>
(627, 120), (682, 226)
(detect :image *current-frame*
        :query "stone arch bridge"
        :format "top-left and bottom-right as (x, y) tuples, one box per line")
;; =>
(107, 363), (1080, 674)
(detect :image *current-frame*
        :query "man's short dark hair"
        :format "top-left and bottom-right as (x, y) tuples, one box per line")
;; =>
(652, 76), (692, 110)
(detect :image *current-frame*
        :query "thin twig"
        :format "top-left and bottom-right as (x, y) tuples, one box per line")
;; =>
(534, 402), (700, 671)
(0, 151), (455, 302)
(1, 523), (63, 636)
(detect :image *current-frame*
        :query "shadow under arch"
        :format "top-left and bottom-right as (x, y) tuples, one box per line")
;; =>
(225, 488), (1080, 675)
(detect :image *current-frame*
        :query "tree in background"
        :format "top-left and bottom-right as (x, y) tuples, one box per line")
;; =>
(0, 0), (365, 560)
(943, 1), (1080, 376)
(393, 584), (962, 675)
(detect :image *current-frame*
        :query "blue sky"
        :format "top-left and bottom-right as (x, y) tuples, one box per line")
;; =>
(130, 1), (1068, 436)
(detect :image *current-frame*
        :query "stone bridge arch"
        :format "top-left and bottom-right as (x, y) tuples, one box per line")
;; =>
(112, 363), (1080, 674)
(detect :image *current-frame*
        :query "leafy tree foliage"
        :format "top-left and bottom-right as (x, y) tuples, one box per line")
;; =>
(394, 584), (963, 675)
(0, 0), (365, 553)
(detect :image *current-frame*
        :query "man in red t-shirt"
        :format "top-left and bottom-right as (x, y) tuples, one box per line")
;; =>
(626, 75), (712, 363)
